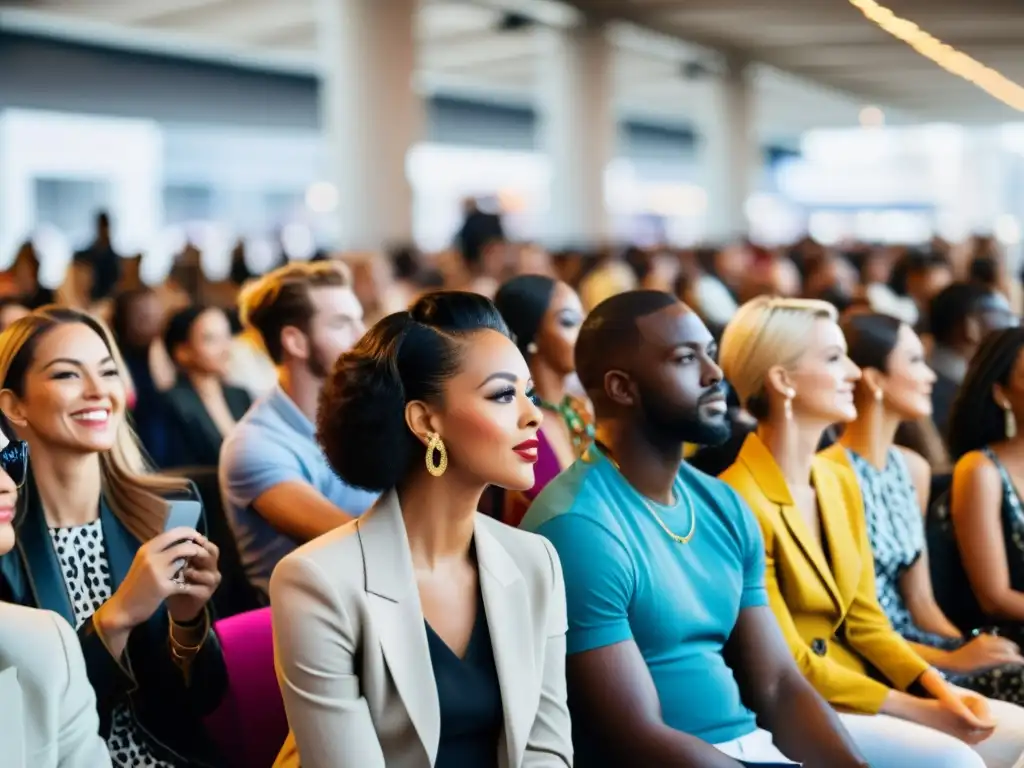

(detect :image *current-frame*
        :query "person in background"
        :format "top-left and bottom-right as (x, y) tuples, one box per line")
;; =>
(0, 307), (227, 768)
(494, 274), (590, 527)
(219, 261), (376, 599)
(929, 283), (1018, 437)
(110, 288), (173, 466)
(0, 298), (29, 331)
(162, 305), (252, 468)
(892, 250), (953, 327)
(946, 328), (1024, 642)
(823, 312), (1024, 703)
(73, 211), (121, 303)
(271, 291), (571, 768)
(719, 296), (1024, 768)
(0, 440), (112, 767)
(456, 196), (505, 271)
(523, 291), (867, 768)
(6, 243), (55, 309)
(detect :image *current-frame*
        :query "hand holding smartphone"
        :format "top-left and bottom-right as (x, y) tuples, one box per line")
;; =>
(163, 500), (202, 581)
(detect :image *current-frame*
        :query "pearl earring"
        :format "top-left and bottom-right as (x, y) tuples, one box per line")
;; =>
(526, 342), (538, 355)
(784, 389), (795, 421)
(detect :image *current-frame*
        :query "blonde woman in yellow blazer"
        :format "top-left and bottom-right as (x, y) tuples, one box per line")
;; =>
(719, 296), (1024, 768)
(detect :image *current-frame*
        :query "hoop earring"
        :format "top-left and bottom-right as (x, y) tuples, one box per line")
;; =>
(425, 432), (448, 477)
(1006, 407), (1018, 440)
(784, 389), (795, 421)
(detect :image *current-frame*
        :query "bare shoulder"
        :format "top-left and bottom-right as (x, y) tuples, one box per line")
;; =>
(953, 449), (1001, 488)
(895, 446), (931, 493)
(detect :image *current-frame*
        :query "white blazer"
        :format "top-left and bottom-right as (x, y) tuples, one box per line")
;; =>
(0, 603), (111, 768)
(270, 489), (572, 768)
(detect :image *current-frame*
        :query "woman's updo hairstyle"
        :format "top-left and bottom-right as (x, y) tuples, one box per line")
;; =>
(493, 274), (556, 358)
(840, 312), (904, 374)
(318, 291), (511, 492)
(719, 295), (837, 421)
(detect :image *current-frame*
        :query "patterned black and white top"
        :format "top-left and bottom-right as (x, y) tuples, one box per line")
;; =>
(848, 447), (1024, 703)
(49, 520), (179, 768)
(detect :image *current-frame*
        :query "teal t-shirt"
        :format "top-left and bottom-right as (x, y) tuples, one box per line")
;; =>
(521, 448), (766, 747)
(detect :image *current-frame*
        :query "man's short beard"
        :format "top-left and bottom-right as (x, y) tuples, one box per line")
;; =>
(638, 387), (732, 448)
(306, 346), (333, 380)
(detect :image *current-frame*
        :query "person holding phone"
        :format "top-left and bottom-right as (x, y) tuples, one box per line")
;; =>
(0, 307), (228, 768)
(0, 439), (112, 767)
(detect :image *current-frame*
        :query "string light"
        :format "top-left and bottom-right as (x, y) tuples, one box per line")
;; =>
(849, 0), (1024, 111)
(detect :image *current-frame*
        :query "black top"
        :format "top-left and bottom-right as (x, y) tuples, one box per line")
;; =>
(426, 592), (503, 768)
(161, 377), (253, 469)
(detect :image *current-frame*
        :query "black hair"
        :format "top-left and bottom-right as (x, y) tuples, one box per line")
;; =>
(317, 291), (511, 492)
(575, 289), (678, 398)
(969, 256), (999, 287)
(947, 327), (1024, 459)
(889, 249), (949, 296)
(110, 287), (155, 350)
(163, 305), (215, 361)
(928, 282), (992, 346)
(493, 274), (557, 358)
(841, 312), (904, 372)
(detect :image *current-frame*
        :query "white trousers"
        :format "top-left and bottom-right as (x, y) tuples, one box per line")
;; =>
(712, 700), (1024, 767)
(838, 700), (1024, 768)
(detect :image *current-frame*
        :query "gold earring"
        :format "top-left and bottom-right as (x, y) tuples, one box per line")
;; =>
(425, 432), (448, 477)
(1005, 407), (1018, 440)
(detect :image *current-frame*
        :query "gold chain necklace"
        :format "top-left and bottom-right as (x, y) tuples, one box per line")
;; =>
(593, 442), (696, 544)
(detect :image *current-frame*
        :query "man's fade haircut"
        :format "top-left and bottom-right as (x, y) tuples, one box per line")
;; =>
(575, 289), (680, 397)
(239, 260), (352, 364)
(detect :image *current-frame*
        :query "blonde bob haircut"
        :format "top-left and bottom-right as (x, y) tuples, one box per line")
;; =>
(0, 306), (186, 542)
(719, 296), (838, 421)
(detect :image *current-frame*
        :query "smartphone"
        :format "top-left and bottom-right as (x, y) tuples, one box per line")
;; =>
(164, 500), (202, 535)
(164, 500), (202, 580)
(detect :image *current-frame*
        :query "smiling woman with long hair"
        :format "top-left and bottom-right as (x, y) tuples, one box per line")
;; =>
(0, 307), (227, 768)
(270, 291), (571, 768)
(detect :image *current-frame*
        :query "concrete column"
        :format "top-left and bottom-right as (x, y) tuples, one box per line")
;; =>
(316, 0), (422, 251)
(538, 22), (615, 249)
(701, 55), (756, 243)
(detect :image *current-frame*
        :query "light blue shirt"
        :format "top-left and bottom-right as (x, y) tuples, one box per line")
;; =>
(219, 385), (378, 596)
(521, 448), (766, 751)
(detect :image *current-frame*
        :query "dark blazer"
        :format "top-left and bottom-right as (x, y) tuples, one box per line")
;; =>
(162, 378), (252, 469)
(0, 472), (228, 767)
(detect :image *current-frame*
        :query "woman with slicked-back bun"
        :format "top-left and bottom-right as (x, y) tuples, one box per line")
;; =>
(270, 291), (572, 768)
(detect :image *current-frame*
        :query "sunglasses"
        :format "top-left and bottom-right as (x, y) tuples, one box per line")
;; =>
(0, 440), (28, 489)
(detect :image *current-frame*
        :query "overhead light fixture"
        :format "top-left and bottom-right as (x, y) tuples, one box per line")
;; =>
(849, 0), (1024, 111)
(859, 105), (885, 128)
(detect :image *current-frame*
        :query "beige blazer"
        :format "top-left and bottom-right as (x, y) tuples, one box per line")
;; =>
(270, 490), (572, 768)
(0, 603), (111, 768)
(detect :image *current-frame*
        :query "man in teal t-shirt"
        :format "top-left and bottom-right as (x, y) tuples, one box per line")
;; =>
(522, 291), (867, 768)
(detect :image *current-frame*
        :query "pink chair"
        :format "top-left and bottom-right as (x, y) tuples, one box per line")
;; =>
(204, 608), (287, 768)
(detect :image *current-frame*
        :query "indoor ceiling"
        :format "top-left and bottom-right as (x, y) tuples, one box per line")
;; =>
(1, 0), (1019, 143)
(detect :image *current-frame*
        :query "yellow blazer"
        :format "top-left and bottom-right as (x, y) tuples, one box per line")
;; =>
(719, 433), (929, 714)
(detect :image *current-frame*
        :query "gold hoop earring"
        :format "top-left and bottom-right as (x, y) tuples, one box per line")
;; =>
(1006, 407), (1018, 440)
(425, 432), (448, 477)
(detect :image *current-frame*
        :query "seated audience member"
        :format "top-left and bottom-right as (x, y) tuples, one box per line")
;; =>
(219, 261), (377, 598)
(270, 292), (572, 768)
(0, 443), (111, 767)
(522, 291), (866, 768)
(162, 305), (253, 468)
(494, 274), (591, 526)
(945, 328), (1024, 641)
(0, 298), (29, 331)
(928, 282), (1017, 436)
(824, 313), (1024, 703)
(0, 307), (227, 767)
(719, 296), (1024, 768)
(111, 288), (172, 466)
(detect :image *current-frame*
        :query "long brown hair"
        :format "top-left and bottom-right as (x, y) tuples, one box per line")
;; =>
(0, 306), (186, 541)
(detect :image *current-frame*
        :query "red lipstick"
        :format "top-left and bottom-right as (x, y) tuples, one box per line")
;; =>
(513, 438), (540, 463)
